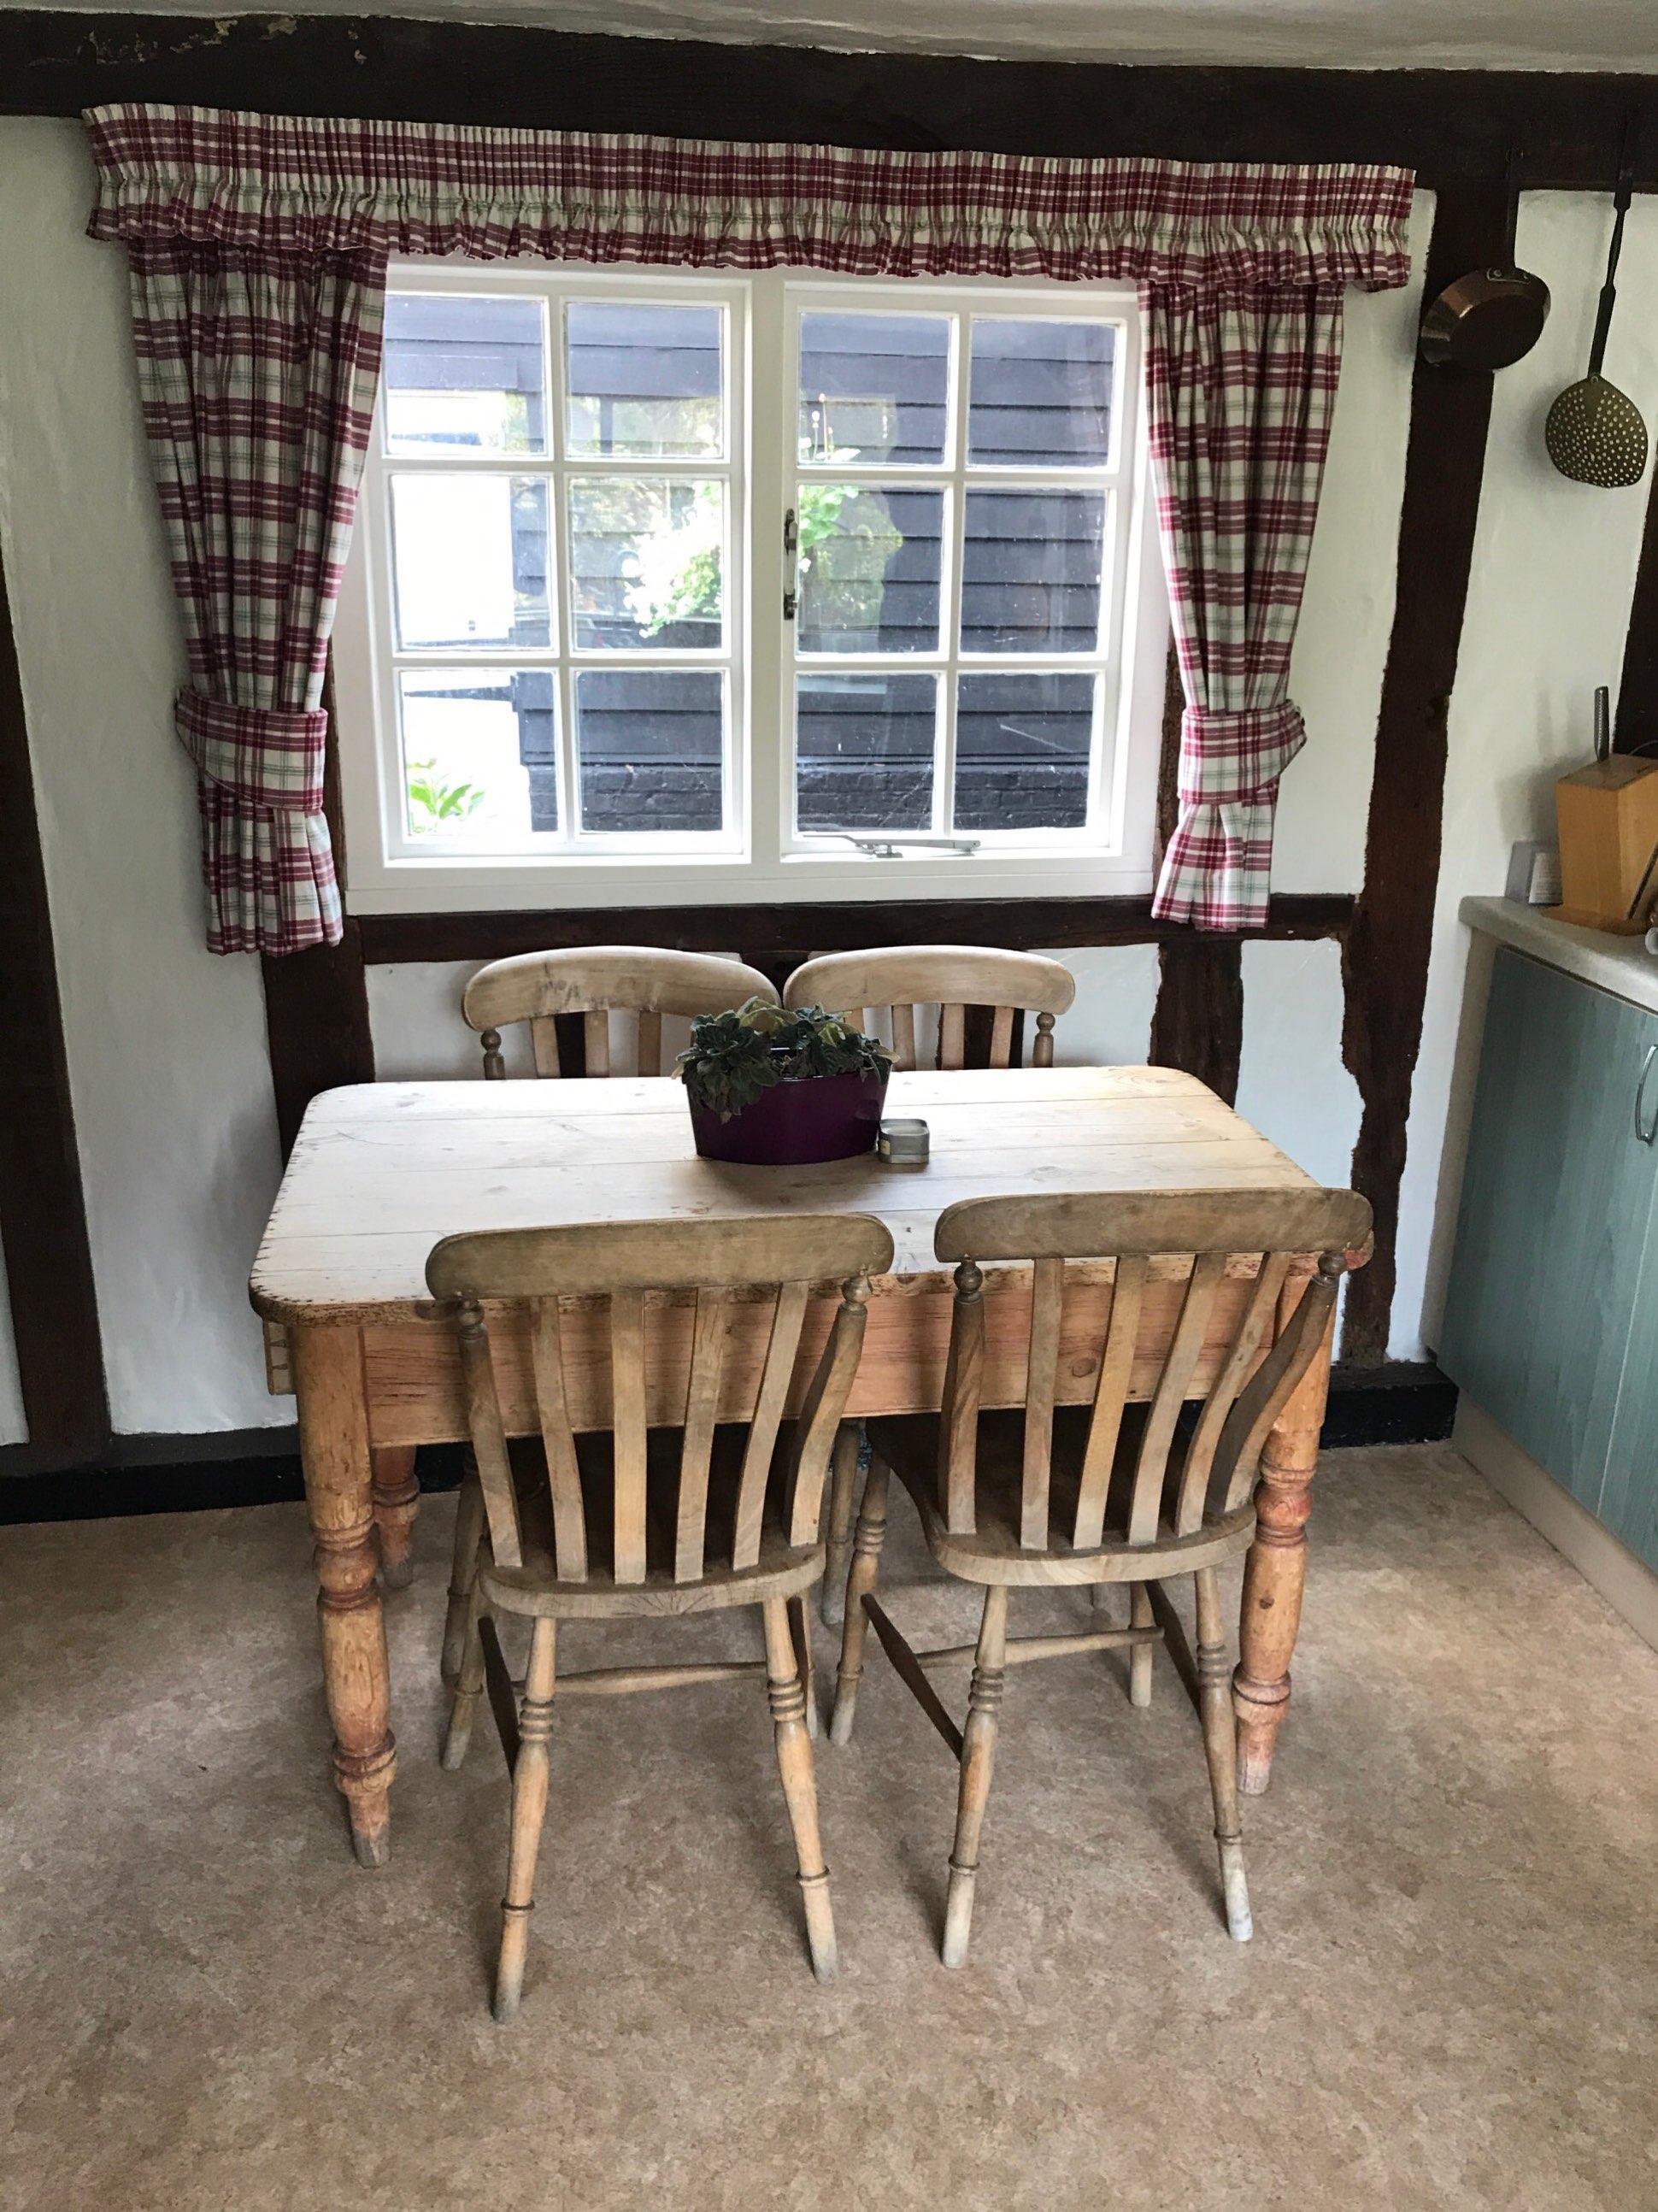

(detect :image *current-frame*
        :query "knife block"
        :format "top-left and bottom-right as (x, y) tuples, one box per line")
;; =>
(1551, 755), (1658, 932)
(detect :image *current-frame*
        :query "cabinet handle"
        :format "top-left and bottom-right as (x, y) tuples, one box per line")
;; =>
(1637, 1044), (1658, 1144)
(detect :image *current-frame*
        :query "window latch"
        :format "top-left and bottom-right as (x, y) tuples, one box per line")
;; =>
(783, 506), (798, 620)
(840, 833), (983, 858)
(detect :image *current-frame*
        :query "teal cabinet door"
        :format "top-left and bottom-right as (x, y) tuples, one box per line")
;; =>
(1439, 948), (1658, 1515)
(1600, 1203), (1658, 1573)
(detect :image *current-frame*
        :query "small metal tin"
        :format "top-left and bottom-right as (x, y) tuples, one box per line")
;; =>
(877, 1117), (930, 1166)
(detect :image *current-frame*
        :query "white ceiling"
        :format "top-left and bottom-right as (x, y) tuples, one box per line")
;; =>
(32, 0), (1658, 73)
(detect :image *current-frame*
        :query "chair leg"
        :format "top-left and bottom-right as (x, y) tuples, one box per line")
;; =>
(1129, 1582), (1155, 1708)
(440, 1581), (486, 1772)
(493, 1616), (557, 2023)
(440, 1468), (486, 1688)
(942, 1584), (1008, 1970)
(1194, 1567), (1253, 1943)
(761, 1598), (838, 1983)
(829, 1454), (889, 1745)
(788, 1592), (820, 1739)
(819, 1423), (861, 1627)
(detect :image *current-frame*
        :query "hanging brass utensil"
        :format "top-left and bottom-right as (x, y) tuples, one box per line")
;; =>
(1546, 113), (1649, 488)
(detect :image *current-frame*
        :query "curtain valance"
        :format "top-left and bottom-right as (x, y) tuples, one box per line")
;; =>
(87, 104), (1412, 294)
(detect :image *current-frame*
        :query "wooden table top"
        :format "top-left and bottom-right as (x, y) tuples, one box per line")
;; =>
(250, 1065), (1317, 1322)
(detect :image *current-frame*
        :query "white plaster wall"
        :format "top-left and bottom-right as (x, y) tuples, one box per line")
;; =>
(0, 119), (290, 1436)
(1396, 191), (1658, 1362)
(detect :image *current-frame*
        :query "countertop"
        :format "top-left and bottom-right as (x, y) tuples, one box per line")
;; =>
(1461, 895), (1658, 1015)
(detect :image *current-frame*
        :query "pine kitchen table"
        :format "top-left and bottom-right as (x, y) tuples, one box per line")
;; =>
(253, 1064), (1342, 1866)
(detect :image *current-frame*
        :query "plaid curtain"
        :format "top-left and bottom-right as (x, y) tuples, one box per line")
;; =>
(87, 106), (1412, 952)
(117, 240), (385, 955)
(1145, 287), (1345, 932)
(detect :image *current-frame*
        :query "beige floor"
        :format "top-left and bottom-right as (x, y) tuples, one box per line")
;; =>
(2, 1444), (1655, 2212)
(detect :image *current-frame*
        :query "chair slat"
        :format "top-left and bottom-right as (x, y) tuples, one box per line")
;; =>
(937, 1260), (986, 1533)
(583, 1009), (612, 1079)
(1216, 1264), (1342, 1514)
(989, 1004), (1015, 1068)
(1071, 1254), (1148, 1549)
(891, 1003), (918, 1072)
(530, 1017), (561, 1078)
(609, 1288), (648, 1582)
(456, 1302), (523, 1570)
(732, 1281), (811, 1570)
(938, 1003), (967, 1070)
(1128, 1253), (1227, 1545)
(636, 1009), (663, 1079)
(675, 1285), (731, 1581)
(1173, 1253), (1291, 1536)
(530, 1297), (587, 1580)
(1020, 1256), (1064, 1548)
(785, 1279), (873, 1547)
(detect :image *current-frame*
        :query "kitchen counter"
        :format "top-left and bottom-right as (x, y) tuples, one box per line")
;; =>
(1461, 895), (1658, 1017)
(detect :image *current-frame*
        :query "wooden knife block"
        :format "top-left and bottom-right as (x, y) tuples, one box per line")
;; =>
(1552, 755), (1658, 932)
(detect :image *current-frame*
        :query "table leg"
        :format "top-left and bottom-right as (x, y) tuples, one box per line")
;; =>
(293, 1322), (397, 1867)
(1233, 1280), (1336, 1797)
(371, 1445), (420, 1591)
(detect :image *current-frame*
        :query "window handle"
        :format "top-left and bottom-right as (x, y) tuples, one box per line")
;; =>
(783, 507), (798, 621)
(1637, 1044), (1658, 1144)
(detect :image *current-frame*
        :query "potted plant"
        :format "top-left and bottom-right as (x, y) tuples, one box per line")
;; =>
(678, 998), (891, 1166)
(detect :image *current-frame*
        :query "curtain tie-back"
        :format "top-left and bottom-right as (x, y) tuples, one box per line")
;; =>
(173, 688), (330, 814)
(1176, 702), (1307, 806)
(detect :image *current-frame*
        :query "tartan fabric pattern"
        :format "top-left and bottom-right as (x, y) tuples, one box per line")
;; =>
(87, 105), (1413, 951)
(86, 106), (1414, 292)
(123, 237), (384, 954)
(1145, 287), (1346, 933)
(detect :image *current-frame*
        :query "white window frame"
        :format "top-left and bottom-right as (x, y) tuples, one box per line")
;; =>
(336, 261), (1169, 915)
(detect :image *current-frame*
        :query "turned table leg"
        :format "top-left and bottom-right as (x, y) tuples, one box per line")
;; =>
(371, 1445), (420, 1591)
(1234, 1279), (1336, 1797)
(293, 1322), (397, 1866)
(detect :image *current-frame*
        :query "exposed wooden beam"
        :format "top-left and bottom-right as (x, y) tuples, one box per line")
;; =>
(0, 544), (110, 1465)
(1149, 939), (1244, 1105)
(1615, 456), (1658, 758)
(356, 893), (1352, 971)
(1340, 180), (1505, 1365)
(3, 12), (1656, 190)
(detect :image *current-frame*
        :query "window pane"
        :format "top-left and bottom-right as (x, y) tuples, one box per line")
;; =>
(953, 674), (1094, 832)
(960, 490), (1105, 654)
(574, 669), (724, 832)
(566, 302), (724, 458)
(797, 486), (942, 655)
(796, 674), (936, 832)
(391, 475), (550, 650)
(383, 294), (545, 455)
(398, 669), (537, 840)
(967, 320), (1114, 467)
(568, 479), (724, 651)
(798, 313), (950, 466)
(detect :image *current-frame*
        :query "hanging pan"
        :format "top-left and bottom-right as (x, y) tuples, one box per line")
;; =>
(1420, 150), (1550, 369)
(1546, 112), (1649, 489)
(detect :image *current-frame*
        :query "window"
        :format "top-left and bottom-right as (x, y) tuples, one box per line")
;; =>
(335, 266), (1167, 913)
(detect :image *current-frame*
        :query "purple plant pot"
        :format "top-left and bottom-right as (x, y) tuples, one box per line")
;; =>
(688, 1069), (890, 1166)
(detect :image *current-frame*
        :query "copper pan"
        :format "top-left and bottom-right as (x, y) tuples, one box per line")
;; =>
(1420, 154), (1549, 370)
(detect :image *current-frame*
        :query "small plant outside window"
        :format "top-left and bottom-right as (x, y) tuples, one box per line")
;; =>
(406, 758), (486, 833)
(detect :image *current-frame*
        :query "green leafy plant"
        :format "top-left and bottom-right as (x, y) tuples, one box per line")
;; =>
(678, 997), (891, 1121)
(406, 759), (485, 832)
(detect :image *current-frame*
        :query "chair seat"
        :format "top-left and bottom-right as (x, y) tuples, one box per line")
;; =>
(479, 1423), (824, 1620)
(866, 1407), (1257, 1586)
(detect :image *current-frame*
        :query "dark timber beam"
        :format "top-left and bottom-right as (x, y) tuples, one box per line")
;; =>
(3, 13), (1658, 191)
(0, 545), (110, 1465)
(1340, 180), (1505, 1365)
(1615, 459), (1658, 758)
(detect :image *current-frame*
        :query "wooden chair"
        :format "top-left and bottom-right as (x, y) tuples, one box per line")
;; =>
(462, 945), (779, 1078)
(430, 1209), (895, 2020)
(781, 944), (1076, 1073)
(784, 944), (1079, 1631)
(828, 1185), (1370, 1968)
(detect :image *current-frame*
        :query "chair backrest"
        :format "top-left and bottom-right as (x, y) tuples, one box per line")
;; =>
(782, 945), (1076, 1071)
(930, 1188), (1373, 1551)
(426, 1214), (895, 1585)
(462, 946), (780, 1079)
